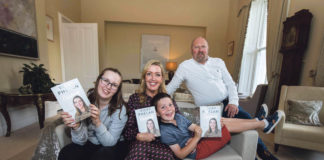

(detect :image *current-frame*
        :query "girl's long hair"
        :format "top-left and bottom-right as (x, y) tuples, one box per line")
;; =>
(87, 68), (125, 119)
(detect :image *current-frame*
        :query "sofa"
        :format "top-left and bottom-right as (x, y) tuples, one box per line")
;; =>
(54, 101), (258, 160)
(274, 85), (324, 152)
(121, 83), (139, 102)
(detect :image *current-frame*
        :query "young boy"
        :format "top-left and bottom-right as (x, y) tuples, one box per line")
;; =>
(152, 93), (283, 159)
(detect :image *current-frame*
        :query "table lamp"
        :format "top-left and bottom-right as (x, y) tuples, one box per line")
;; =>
(166, 62), (177, 81)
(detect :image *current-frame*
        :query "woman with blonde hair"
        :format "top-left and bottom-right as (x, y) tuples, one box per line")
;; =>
(124, 60), (179, 160)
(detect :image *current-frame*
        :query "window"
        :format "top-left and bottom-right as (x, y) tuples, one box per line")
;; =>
(238, 0), (268, 96)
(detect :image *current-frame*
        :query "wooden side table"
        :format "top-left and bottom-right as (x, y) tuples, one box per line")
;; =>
(0, 90), (56, 137)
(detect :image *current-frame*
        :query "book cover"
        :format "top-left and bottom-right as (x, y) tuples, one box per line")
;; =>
(51, 78), (91, 123)
(135, 106), (160, 137)
(200, 105), (222, 137)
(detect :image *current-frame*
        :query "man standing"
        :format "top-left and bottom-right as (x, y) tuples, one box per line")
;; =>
(167, 37), (277, 160)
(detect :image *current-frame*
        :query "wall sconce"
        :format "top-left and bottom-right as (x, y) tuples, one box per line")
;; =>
(166, 62), (177, 81)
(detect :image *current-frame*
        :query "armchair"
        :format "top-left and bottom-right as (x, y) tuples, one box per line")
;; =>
(239, 84), (268, 117)
(274, 85), (324, 152)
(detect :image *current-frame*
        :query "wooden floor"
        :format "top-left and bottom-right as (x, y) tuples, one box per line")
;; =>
(0, 116), (58, 160)
(0, 116), (324, 160)
(258, 131), (324, 160)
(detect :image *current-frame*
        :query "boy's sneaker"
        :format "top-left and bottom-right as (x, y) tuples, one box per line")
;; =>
(263, 111), (284, 134)
(256, 104), (268, 120)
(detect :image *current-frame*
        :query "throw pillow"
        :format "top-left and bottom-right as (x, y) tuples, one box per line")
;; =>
(286, 99), (323, 126)
(179, 107), (200, 124)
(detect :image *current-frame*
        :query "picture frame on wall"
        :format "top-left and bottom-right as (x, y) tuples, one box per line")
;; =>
(140, 34), (170, 71)
(227, 41), (234, 56)
(0, 0), (39, 59)
(46, 15), (54, 41)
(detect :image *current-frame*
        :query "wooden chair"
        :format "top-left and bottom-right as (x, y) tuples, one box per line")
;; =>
(239, 84), (268, 117)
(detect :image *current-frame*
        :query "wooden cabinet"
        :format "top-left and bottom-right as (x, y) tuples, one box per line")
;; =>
(273, 10), (313, 112)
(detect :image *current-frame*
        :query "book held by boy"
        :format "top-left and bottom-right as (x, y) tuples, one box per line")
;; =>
(200, 105), (222, 137)
(51, 78), (91, 123)
(135, 106), (161, 137)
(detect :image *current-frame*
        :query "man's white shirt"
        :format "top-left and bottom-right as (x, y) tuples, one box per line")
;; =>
(167, 57), (239, 106)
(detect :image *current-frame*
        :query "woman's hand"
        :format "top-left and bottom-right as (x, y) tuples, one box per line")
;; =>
(90, 104), (101, 127)
(136, 133), (155, 142)
(60, 111), (80, 130)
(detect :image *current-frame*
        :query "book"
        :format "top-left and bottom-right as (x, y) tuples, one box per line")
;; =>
(135, 106), (161, 137)
(200, 105), (222, 137)
(51, 78), (91, 123)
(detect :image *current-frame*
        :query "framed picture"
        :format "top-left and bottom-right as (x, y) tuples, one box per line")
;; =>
(140, 34), (170, 71)
(280, 10), (312, 53)
(0, 0), (38, 59)
(227, 41), (234, 56)
(46, 15), (54, 41)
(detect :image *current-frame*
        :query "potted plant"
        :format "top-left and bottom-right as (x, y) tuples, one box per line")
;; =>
(19, 63), (55, 94)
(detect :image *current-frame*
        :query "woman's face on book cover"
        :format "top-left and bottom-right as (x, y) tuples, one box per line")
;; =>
(73, 97), (85, 111)
(209, 119), (217, 131)
(147, 120), (155, 131)
(98, 70), (121, 100)
(156, 97), (175, 123)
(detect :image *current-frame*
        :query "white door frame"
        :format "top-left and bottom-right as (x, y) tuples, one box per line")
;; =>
(58, 12), (73, 82)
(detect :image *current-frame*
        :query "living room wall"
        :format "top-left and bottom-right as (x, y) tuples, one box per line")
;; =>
(0, 0), (49, 136)
(45, 0), (81, 83)
(0, 0), (81, 136)
(288, 0), (324, 86)
(80, 0), (231, 73)
(105, 21), (206, 80)
(0, 0), (48, 91)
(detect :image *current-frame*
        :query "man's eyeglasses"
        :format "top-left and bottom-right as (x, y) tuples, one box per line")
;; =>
(100, 77), (119, 90)
(193, 45), (207, 50)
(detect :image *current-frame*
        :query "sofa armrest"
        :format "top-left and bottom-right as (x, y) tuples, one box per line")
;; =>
(55, 124), (72, 148)
(230, 130), (258, 160)
(274, 109), (286, 143)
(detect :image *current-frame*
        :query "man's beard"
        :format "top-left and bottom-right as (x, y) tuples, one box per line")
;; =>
(197, 52), (206, 62)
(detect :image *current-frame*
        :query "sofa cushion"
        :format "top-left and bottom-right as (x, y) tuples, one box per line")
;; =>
(203, 145), (242, 160)
(184, 145), (242, 160)
(286, 99), (323, 126)
(174, 92), (194, 102)
(281, 123), (324, 144)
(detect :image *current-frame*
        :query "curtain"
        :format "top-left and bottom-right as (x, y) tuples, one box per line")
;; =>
(232, 1), (252, 82)
(264, 0), (290, 111)
(238, 0), (268, 96)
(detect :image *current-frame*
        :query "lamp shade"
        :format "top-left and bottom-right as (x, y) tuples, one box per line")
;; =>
(166, 62), (177, 71)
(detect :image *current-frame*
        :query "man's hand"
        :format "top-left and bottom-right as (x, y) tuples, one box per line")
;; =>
(224, 104), (239, 118)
